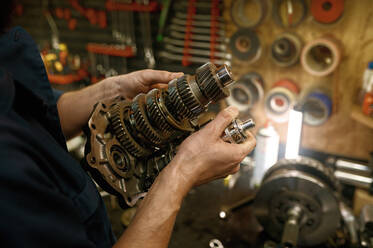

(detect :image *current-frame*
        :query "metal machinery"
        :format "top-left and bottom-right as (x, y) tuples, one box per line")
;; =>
(254, 157), (342, 247)
(84, 62), (255, 207)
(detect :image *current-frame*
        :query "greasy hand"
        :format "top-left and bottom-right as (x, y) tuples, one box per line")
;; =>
(105, 70), (183, 100)
(171, 106), (256, 188)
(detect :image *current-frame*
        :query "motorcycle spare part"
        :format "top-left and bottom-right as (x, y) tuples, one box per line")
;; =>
(301, 90), (332, 126)
(230, 0), (267, 28)
(265, 80), (299, 123)
(226, 72), (264, 113)
(254, 157), (341, 247)
(271, 32), (302, 67)
(301, 37), (342, 77)
(311, 0), (344, 24)
(84, 62), (254, 208)
(273, 0), (308, 28)
(222, 119), (255, 144)
(229, 28), (261, 63)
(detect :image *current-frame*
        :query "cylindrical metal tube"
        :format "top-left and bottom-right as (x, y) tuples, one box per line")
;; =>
(335, 159), (372, 175)
(334, 170), (373, 189)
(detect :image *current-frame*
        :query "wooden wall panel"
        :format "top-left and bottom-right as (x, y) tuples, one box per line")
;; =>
(224, 0), (373, 159)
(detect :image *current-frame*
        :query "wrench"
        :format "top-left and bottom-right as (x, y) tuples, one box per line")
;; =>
(164, 44), (231, 60)
(163, 37), (227, 51)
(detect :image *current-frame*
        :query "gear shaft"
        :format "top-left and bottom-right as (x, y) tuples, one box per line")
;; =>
(84, 62), (252, 208)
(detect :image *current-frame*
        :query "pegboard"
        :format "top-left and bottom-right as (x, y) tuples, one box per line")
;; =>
(224, 0), (373, 159)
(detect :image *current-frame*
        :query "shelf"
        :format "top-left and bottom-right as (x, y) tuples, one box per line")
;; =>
(350, 104), (373, 129)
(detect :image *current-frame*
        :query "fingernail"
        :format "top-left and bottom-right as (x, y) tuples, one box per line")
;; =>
(171, 72), (184, 78)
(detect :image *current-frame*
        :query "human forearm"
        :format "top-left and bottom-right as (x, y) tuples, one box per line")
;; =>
(57, 78), (120, 139)
(114, 160), (191, 248)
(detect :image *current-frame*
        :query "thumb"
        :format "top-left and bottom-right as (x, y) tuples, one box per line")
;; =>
(205, 106), (239, 135)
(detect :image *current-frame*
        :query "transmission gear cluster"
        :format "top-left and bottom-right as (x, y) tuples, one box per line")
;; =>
(84, 62), (255, 207)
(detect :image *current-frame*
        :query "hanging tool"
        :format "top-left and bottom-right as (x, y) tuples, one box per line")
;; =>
(138, 0), (156, 68)
(157, 0), (172, 42)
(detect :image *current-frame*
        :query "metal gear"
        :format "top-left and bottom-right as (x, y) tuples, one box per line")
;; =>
(131, 94), (166, 147)
(110, 102), (152, 158)
(196, 62), (230, 102)
(264, 157), (340, 191)
(253, 156), (341, 247)
(167, 78), (194, 120)
(84, 62), (243, 208)
(145, 89), (174, 135)
(176, 75), (205, 116)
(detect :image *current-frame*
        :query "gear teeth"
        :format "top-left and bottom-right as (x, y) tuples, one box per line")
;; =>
(264, 157), (340, 191)
(131, 94), (165, 147)
(167, 78), (194, 119)
(110, 103), (152, 158)
(201, 76), (229, 102)
(195, 62), (216, 84)
(196, 62), (229, 102)
(146, 90), (174, 135)
(176, 77), (204, 116)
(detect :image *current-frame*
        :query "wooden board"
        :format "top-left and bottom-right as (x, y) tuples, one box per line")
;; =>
(224, 0), (373, 159)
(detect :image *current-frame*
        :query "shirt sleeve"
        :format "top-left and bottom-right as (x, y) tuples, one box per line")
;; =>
(52, 88), (64, 103)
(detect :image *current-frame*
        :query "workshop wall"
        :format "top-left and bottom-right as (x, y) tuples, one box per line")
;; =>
(224, 0), (373, 159)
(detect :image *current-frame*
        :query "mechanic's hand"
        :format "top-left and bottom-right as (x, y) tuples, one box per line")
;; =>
(105, 70), (183, 100)
(171, 106), (256, 188)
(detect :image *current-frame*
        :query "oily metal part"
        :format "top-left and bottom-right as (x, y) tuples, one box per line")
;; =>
(85, 63), (250, 207)
(254, 157), (341, 246)
(222, 119), (255, 144)
(231, 0), (267, 28)
(271, 32), (302, 67)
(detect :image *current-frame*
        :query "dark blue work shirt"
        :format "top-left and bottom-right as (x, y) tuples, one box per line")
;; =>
(0, 27), (116, 247)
